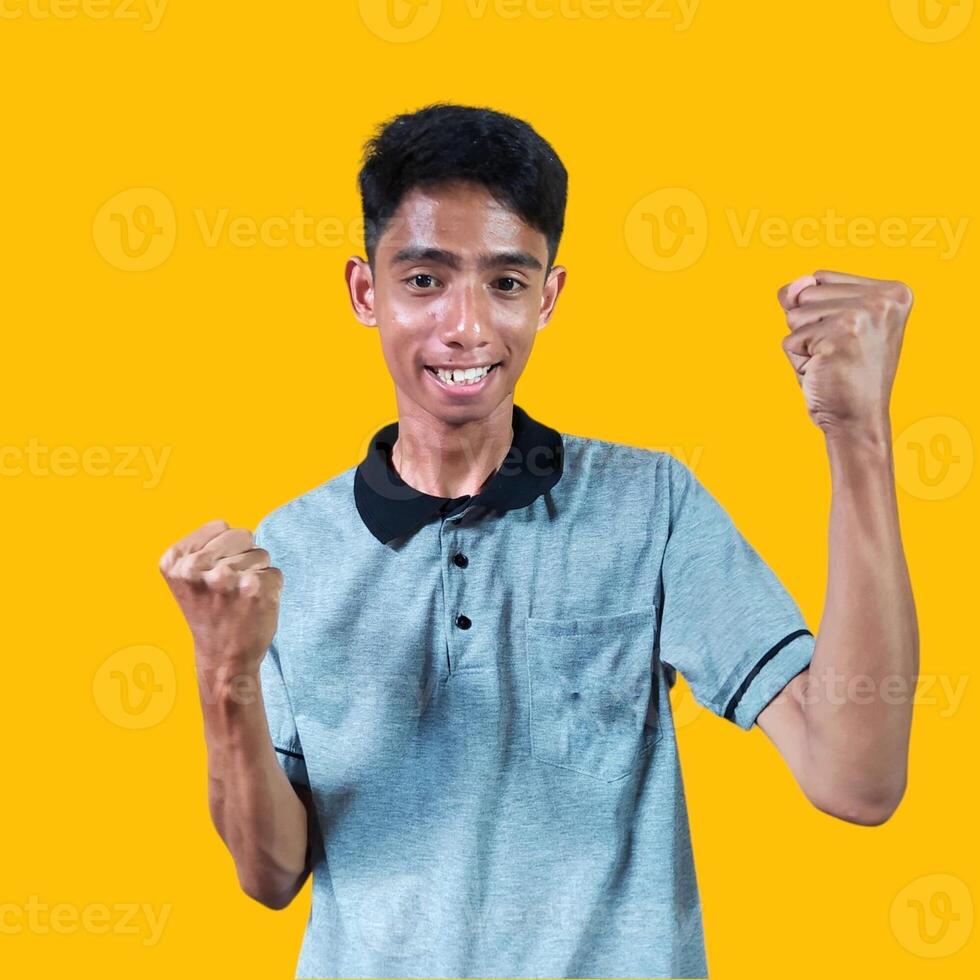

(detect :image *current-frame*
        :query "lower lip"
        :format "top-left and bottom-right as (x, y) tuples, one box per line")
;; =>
(424, 365), (500, 396)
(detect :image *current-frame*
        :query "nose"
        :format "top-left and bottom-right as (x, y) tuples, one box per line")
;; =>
(438, 278), (492, 355)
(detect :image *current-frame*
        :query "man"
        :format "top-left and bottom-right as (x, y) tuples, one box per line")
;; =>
(159, 104), (918, 978)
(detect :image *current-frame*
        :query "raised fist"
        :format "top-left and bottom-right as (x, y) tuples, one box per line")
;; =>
(159, 519), (282, 673)
(777, 269), (913, 436)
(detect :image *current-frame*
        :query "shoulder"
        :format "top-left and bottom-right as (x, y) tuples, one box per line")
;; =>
(556, 429), (710, 537)
(254, 464), (358, 551)
(557, 428), (683, 489)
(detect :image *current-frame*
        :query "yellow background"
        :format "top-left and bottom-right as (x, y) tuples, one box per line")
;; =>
(1, 0), (976, 976)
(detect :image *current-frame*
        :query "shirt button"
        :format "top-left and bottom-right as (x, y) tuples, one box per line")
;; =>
(452, 552), (468, 568)
(455, 614), (472, 630)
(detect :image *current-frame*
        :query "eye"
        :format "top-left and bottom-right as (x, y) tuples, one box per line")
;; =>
(408, 273), (441, 290)
(493, 277), (526, 293)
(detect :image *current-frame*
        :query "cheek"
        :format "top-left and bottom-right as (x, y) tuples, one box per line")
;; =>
(379, 290), (445, 328)
(497, 299), (541, 343)
(377, 295), (417, 329)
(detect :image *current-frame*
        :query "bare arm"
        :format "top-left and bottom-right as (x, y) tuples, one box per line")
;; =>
(757, 270), (918, 825)
(758, 425), (918, 823)
(160, 518), (311, 907)
(199, 662), (312, 908)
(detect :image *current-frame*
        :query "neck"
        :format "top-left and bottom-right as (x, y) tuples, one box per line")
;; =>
(390, 396), (516, 498)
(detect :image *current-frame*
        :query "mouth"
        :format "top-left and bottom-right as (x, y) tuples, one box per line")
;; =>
(423, 361), (502, 393)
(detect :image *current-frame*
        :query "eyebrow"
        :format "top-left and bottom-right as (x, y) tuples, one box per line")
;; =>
(390, 246), (543, 272)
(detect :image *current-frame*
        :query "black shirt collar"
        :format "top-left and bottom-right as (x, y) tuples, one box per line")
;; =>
(354, 403), (564, 545)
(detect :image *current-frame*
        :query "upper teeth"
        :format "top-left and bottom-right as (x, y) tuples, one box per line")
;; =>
(434, 365), (493, 384)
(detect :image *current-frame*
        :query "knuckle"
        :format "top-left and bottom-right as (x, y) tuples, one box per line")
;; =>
(887, 280), (913, 306)
(202, 564), (234, 591)
(172, 554), (195, 581)
(183, 552), (210, 578)
(262, 568), (284, 601)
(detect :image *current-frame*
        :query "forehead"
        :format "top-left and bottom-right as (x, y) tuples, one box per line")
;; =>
(377, 182), (546, 259)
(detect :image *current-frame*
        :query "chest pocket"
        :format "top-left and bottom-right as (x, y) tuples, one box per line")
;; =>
(525, 606), (662, 783)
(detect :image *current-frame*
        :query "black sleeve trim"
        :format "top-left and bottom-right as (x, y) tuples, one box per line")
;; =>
(274, 745), (305, 760)
(723, 628), (813, 722)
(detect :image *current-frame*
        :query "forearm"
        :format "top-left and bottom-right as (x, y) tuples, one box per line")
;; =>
(198, 664), (310, 909)
(803, 421), (919, 818)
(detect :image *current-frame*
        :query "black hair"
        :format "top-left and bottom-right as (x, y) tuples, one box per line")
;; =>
(358, 103), (568, 271)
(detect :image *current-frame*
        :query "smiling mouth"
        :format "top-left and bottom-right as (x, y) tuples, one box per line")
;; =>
(424, 362), (502, 387)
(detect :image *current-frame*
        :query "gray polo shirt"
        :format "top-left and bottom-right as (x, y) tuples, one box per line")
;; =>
(254, 402), (815, 979)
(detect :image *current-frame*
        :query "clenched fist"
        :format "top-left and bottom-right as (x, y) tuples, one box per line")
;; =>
(159, 519), (282, 673)
(777, 269), (913, 436)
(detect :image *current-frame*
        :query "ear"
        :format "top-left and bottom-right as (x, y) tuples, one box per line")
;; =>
(345, 256), (377, 326)
(537, 264), (567, 330)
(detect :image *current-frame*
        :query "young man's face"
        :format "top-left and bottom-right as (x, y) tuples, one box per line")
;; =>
(346, 181), (566, 426)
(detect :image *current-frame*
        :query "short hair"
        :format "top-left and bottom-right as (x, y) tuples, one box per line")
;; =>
(358, 103), (568, 271)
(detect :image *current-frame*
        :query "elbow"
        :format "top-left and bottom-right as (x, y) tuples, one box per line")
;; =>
(257, 894), (295, 911)
(818, 797), (900, 827)
(239, 871), (306, 910)
(809, 779), (907, 827)
(242, 882), (297, 911)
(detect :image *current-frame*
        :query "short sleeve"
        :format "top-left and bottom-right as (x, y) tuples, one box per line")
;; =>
(658, 455), (816, 730)
(254, 520), (310, 787)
